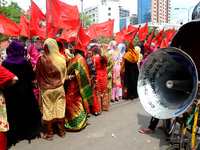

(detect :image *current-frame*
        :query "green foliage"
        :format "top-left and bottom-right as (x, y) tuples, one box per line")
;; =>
(80, 12), (92, 29)
(0, 0), (28, 40)
(98, 35), (115, 45)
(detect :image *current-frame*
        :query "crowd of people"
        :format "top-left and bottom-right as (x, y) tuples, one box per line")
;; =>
(0, 38), (156, 149)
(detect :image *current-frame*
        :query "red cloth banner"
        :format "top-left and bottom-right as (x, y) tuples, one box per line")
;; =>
(144, 28), (156, 51)
(0, 13), (22, 37)
(19, 13), (29, 37)
(152, 28), (164, 47)
(139, 22), (149, 42)
(95, 19), (114, 37)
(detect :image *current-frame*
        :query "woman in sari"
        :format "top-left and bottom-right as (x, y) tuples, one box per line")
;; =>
(64, 47), (94, 131)
(109, 41), (121, 102)
(92, 47), (109, 114)
(35, 38), (67, 140)
(0, 65), (18, 150)
(2, 41), (41, 145)
(28, 45), (40, 104)
(118, 43), (126, 99)
(101, 44), (114, 102)
(121, 42), (139, 100)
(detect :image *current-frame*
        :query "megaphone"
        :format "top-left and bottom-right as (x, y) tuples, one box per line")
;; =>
(137, 47), (198, 119)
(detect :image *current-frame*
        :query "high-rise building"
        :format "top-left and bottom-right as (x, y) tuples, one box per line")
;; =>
(138, 0), (171, 24)
(84, 0), (120, 33)
(119, 6), (130, 18)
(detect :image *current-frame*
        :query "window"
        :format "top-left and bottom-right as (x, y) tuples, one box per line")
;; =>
(108, 18), (111, 21)
(108, 7), (111, 10)
(108, 13), (111, 16)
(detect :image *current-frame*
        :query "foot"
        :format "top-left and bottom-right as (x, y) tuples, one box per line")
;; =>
(42, 134), (53, 141)
(111, 100), (115, 102)
(156, 125), (163, 129)
(87, 113), (91, 117)
(115, 99), (119, 101)
(98, 111), (102, 115)
(119, 96), (122, 99)
(94, 112), (99, 116)
(139, 128), (154, 134)
(61, 133), (66, 138)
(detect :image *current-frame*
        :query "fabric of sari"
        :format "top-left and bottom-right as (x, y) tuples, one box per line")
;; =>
(135, 46), (143, 70)
(92, 56), (109, 113)
(101, 44), (114, 101)
(28, 45), (40, 104)
(121, 42), (139, 99)
(28, 45), (40, 68)
(86, 56), (98, 114)
(65, 53), (94, 131)
(35, 38), (66, 138)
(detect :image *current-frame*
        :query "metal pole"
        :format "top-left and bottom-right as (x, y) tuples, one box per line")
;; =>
(67, 21), (82, 75)
(93, 23), (99, 40)
(28, 0), (33, 47)
(49, 0), (55, 38)
(46, 0), (48, 39)
(81, 0), (83, 27)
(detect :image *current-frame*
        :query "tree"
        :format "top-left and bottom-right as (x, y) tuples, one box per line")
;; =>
(80, 12), (92, 29)
(0, 0), (28, 40)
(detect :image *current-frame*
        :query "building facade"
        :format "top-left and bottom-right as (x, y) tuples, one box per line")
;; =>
(119, 6), (130, 18)
(120, 14), (138, 31)
(138, 0), (171, 24)
(84, 0), (120, 33)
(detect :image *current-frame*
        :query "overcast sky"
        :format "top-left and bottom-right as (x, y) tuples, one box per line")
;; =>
(6, 0), (200, 23)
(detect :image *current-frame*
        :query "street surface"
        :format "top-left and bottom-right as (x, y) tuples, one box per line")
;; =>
(9, 99), (169, 150)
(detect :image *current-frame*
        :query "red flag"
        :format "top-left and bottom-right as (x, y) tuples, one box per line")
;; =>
(75, 22), (91, 54)
(30, 1), (58, 40)
(26, 6), (31, 16)
(68, 30), (77, 42)
(139, 22), (148, 42)
(95, 19), (114, 37)
(124, 25), (139, 42)
(19, 13), (29, 37)
(84, 24), (98, 40)
(56, 29), (70, 43)
(160, 38), (168, 48)
(115, 26), (126, 43)
(0, 13), (22, 37)
(152, 28), (164, 47)
(47, 0), (80, 30)
(144, 28), (156, 51)
(165, 28), (175, 43)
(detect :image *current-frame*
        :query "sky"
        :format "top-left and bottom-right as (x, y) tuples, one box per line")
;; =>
(6, 0), (200, 23)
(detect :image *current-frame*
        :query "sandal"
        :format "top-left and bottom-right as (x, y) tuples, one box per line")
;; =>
(94, 112), (99, 116)
(156, 125), (163, 129)
(42, 134), (53, 141)
(139, 129), (154, 134)
(87, 113), (91, 117)
(61, 133), (66, 138)
(111, 100), (115, 102)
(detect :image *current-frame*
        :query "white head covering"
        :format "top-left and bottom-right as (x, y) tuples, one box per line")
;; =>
(118, 43), (126, 57)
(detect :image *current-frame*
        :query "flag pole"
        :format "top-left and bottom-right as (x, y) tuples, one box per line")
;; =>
(93, 23), (99, 40)
(131, 25), (141, 43)
(81, 0), (83, 26)
(67, 21), (82, 75)
(49, 0), (55, 38)
(46, 0), (48, 39)
(27, 0), (33, 47)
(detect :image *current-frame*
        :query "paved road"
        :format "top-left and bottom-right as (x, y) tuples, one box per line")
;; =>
(9, 99), (169, 150)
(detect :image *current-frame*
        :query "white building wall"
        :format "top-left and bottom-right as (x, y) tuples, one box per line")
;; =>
(84, 0), (120, 33)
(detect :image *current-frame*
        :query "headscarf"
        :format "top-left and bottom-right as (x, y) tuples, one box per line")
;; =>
(140, 46), (155, 68)
(4, 40), (27, 64)
(108, 41), (117, 50)
(44, 38), (67, 83)
(135, 46), (143, 69)
(118, 43), (126, 62)
(121, 42), (139, 73)
(28, 45), (40, 68)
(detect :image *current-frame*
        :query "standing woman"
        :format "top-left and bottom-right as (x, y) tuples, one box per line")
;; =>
(92, 48), (109, 114)
(109, 41), (121, 102)
(101, 44), (114, 102)
(64, 47), (94, 131)
(35, 38), (67, 140)
(28, 45), (40, 104)
(0, 65), (18, 150)
(2, 41), (41, 145)
(118, 43), (126, 99)
(121, 42), (139, 100)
